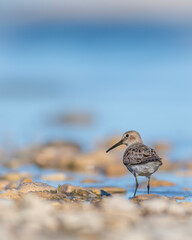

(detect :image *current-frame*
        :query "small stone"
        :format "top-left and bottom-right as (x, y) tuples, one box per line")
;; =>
(40, 173), (67, 181)
(0, 189), (22, 200)
(150, 179), (176, 187)
(81, 179), (100, 183)
(57, 184), (79, 194)
(1, 172), (32, 181)
(88, 186), (126, 194)
(17, 182), (57, 193)
(89, 189), (111, 197)
(20, 178), (34, 184)
(132, 194), (176, 204)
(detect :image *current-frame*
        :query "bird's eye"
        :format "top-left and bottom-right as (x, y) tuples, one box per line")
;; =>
(126, 134), (129, 138)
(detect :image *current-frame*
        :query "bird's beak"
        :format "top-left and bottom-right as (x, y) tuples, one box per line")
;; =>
(106, 139), (124, 153)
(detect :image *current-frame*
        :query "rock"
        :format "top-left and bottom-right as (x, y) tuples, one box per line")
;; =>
(5, 178), (34, 190)
(57, 184), (112, 200)
(33, 141), (81, 169)
(132, 194), (176, 204)
(17, 181), (57, 193)
(0, 180), (10, 191)
(168, 202), (188, 216)
(81, 179), (100, 183)
(57, 184), (81, 194)
(20, 178), (34, 184)
(141, 198), (170, 214)
(0, 189), (22, 200)
(26, 191), (70, 201)
(88, 186), (126, 194)
(150, 179), (176, 187)
(4, 180), (20, 190)
(101, 196), (140, 223)
(3, 178), (34, 191)
(40, 173), (67, 181)
(1, 172), (32, 181)
(57, 184), (99, 199)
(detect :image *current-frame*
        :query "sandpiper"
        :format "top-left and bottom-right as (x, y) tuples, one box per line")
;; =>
(106, 130), (162, 197)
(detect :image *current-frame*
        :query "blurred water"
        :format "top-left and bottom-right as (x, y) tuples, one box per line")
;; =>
(0, 23), (192, 160)
(1, 164), (191, 201)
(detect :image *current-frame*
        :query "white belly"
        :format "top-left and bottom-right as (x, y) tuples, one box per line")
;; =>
(127, 161), (161, 177)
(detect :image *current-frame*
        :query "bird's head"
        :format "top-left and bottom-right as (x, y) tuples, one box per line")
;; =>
(106, 130), (143, 153)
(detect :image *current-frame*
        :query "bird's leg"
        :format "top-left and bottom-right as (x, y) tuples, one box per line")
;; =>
(147, 177), (150, 194)
(133, 174), (139, 198)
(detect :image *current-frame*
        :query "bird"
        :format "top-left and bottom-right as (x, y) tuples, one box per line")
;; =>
(106, 130), (162, 198)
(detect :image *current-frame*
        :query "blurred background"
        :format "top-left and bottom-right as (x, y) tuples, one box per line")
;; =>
(1, 0), (192, 160)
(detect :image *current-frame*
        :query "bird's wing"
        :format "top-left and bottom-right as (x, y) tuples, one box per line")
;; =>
(123, 144), (162, 166)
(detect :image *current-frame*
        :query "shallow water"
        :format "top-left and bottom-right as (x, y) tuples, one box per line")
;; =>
(2, 164), (191, 202)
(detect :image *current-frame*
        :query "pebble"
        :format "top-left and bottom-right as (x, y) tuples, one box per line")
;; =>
(88, 186), (127, 194)
(40, 173), (67, 181)
(81, 178), (100, 183)
(150, 179), (176, 187)
(17, 182), (57, 193)
(0, 187), (190, 240)
(131, 194), (176, 204)
(1, 172), (32, 181)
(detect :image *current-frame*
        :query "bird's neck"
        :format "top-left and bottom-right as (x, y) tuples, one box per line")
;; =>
(128, 140), (143, 147)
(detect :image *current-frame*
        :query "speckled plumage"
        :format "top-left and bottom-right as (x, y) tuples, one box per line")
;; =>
(123, 143), (162, 166)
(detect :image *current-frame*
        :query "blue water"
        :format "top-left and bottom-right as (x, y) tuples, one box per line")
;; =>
(0, 23), (192, 160)
(0, 164), (191, 201)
